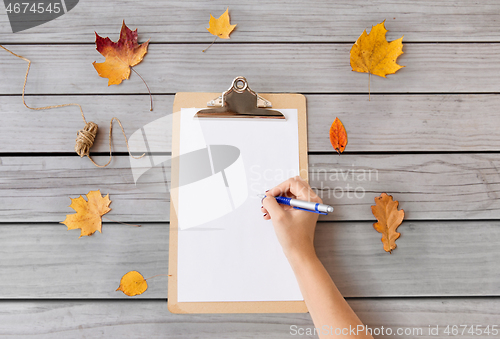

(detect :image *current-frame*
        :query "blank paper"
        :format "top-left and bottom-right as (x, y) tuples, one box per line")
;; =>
(176, 108), (303, 302)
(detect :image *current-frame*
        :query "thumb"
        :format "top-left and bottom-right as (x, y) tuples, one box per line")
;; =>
(262, 195), (285, 220)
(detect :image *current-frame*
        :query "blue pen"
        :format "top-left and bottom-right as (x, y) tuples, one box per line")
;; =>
(258, 194), (334, 215)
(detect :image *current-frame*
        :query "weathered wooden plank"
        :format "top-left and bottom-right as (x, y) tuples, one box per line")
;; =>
(0, 224), (168, 299)
(2, 94), (500, 153)
(1, 154), (500, 222)
(308, 94), (500, 152)
(0, 298), (498, 338)
(0, 221), (499, 298)
(0, 95), (174, 153)
(1, 0), (499, 43)
(0, 156), (169, 222)
(1, 44), (499, 95)
(310, 153), (500, 221)
(0, 299), (498, 338)
(315, 221), (500, 298)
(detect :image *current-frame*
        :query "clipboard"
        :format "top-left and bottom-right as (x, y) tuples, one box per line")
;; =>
(168, 77), (308, 313)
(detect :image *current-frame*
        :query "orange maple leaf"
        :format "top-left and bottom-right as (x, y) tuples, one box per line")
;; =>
(116, 271), (148, 297)
(93, 21), (150, 86)
(329, 117), (348, 154)
(371, 193), (404, 253)
(61, 190), (111, 237)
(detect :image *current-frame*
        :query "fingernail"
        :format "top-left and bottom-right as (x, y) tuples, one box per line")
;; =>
(263, 213), (267, 217)
(265, 190), (269, 192)
(261, 206), (263, 209)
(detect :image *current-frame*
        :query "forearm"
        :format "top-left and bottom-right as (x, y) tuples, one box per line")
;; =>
(287, 250), (373, 339)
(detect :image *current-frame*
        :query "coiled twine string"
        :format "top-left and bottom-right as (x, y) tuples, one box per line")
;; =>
(0, 44), (145, 167)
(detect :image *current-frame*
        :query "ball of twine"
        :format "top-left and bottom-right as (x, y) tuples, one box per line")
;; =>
(75, 121), (98, 157)
(0, 44), (146, 168)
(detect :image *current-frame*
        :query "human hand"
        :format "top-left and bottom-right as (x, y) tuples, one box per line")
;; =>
(261, 176), (323, 259)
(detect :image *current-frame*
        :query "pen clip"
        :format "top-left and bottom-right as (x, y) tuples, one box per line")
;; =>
(293, 206), (328, 215)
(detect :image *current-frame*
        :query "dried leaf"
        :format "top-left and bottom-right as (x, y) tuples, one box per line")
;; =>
(371, 193), (404, 253)
(206, 8), (236, 39)
(61, 190), (111, 237)
(93, 21), (150, 86)
(350, 21), (404, 77)
(350, 21), (404, 99)
(329, 117), (348, 154)
(116, 271), (148, 296)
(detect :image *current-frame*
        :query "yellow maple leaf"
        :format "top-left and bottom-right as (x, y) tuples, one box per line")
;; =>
(116, 271), (148, 296)
(203, 8), (236, 52)
(206, 8), (236, 39)
(61, 190), (111, 237)
(350, 21), (404, 99)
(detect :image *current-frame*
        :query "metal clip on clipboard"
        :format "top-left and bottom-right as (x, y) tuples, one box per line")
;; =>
(195, 76), (285, 119)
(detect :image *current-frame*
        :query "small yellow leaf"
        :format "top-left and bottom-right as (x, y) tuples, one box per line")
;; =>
(350, 20), (404, 78)
(206, 8), (236, 39)
(61, 190), (111, 238)
(116, 271), (148, 297)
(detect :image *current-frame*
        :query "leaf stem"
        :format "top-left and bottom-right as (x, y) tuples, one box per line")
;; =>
(368, 73), (371, 101)
(202, 37), (218, 53)
(131, 67), (153, 111)
(102, 216), (141, 227)
(144, 274), (169, 281)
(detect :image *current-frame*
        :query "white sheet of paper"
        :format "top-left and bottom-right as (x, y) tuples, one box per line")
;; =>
(176, 108), (303, 302)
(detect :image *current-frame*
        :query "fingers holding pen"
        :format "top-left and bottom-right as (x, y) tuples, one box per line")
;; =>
(262, 194), (289, 221)
(267, 176), (322, 204)
(260, 205), (270, 220)
(260, 176), (325, 220)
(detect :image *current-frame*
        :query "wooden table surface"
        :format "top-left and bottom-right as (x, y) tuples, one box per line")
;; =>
(1, 1), (500, 338)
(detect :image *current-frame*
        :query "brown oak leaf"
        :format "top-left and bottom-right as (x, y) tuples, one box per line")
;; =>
(371, 193), (404, 253)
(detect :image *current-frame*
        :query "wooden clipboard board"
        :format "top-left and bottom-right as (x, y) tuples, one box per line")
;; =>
(168, 78), (308, 314)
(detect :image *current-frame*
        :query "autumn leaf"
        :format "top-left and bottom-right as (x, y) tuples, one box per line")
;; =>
(350, 21), (404, 100)
(93, 21), (153, 110)
(61, 190), (111, 237)
(371, 193), (404, 253)
(329, 117), (348, 154)
(203, 8), (236, 52)
(117, 271), (148, 296)
(207, 8), (236, 39)
(93, 21), (149, 85)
